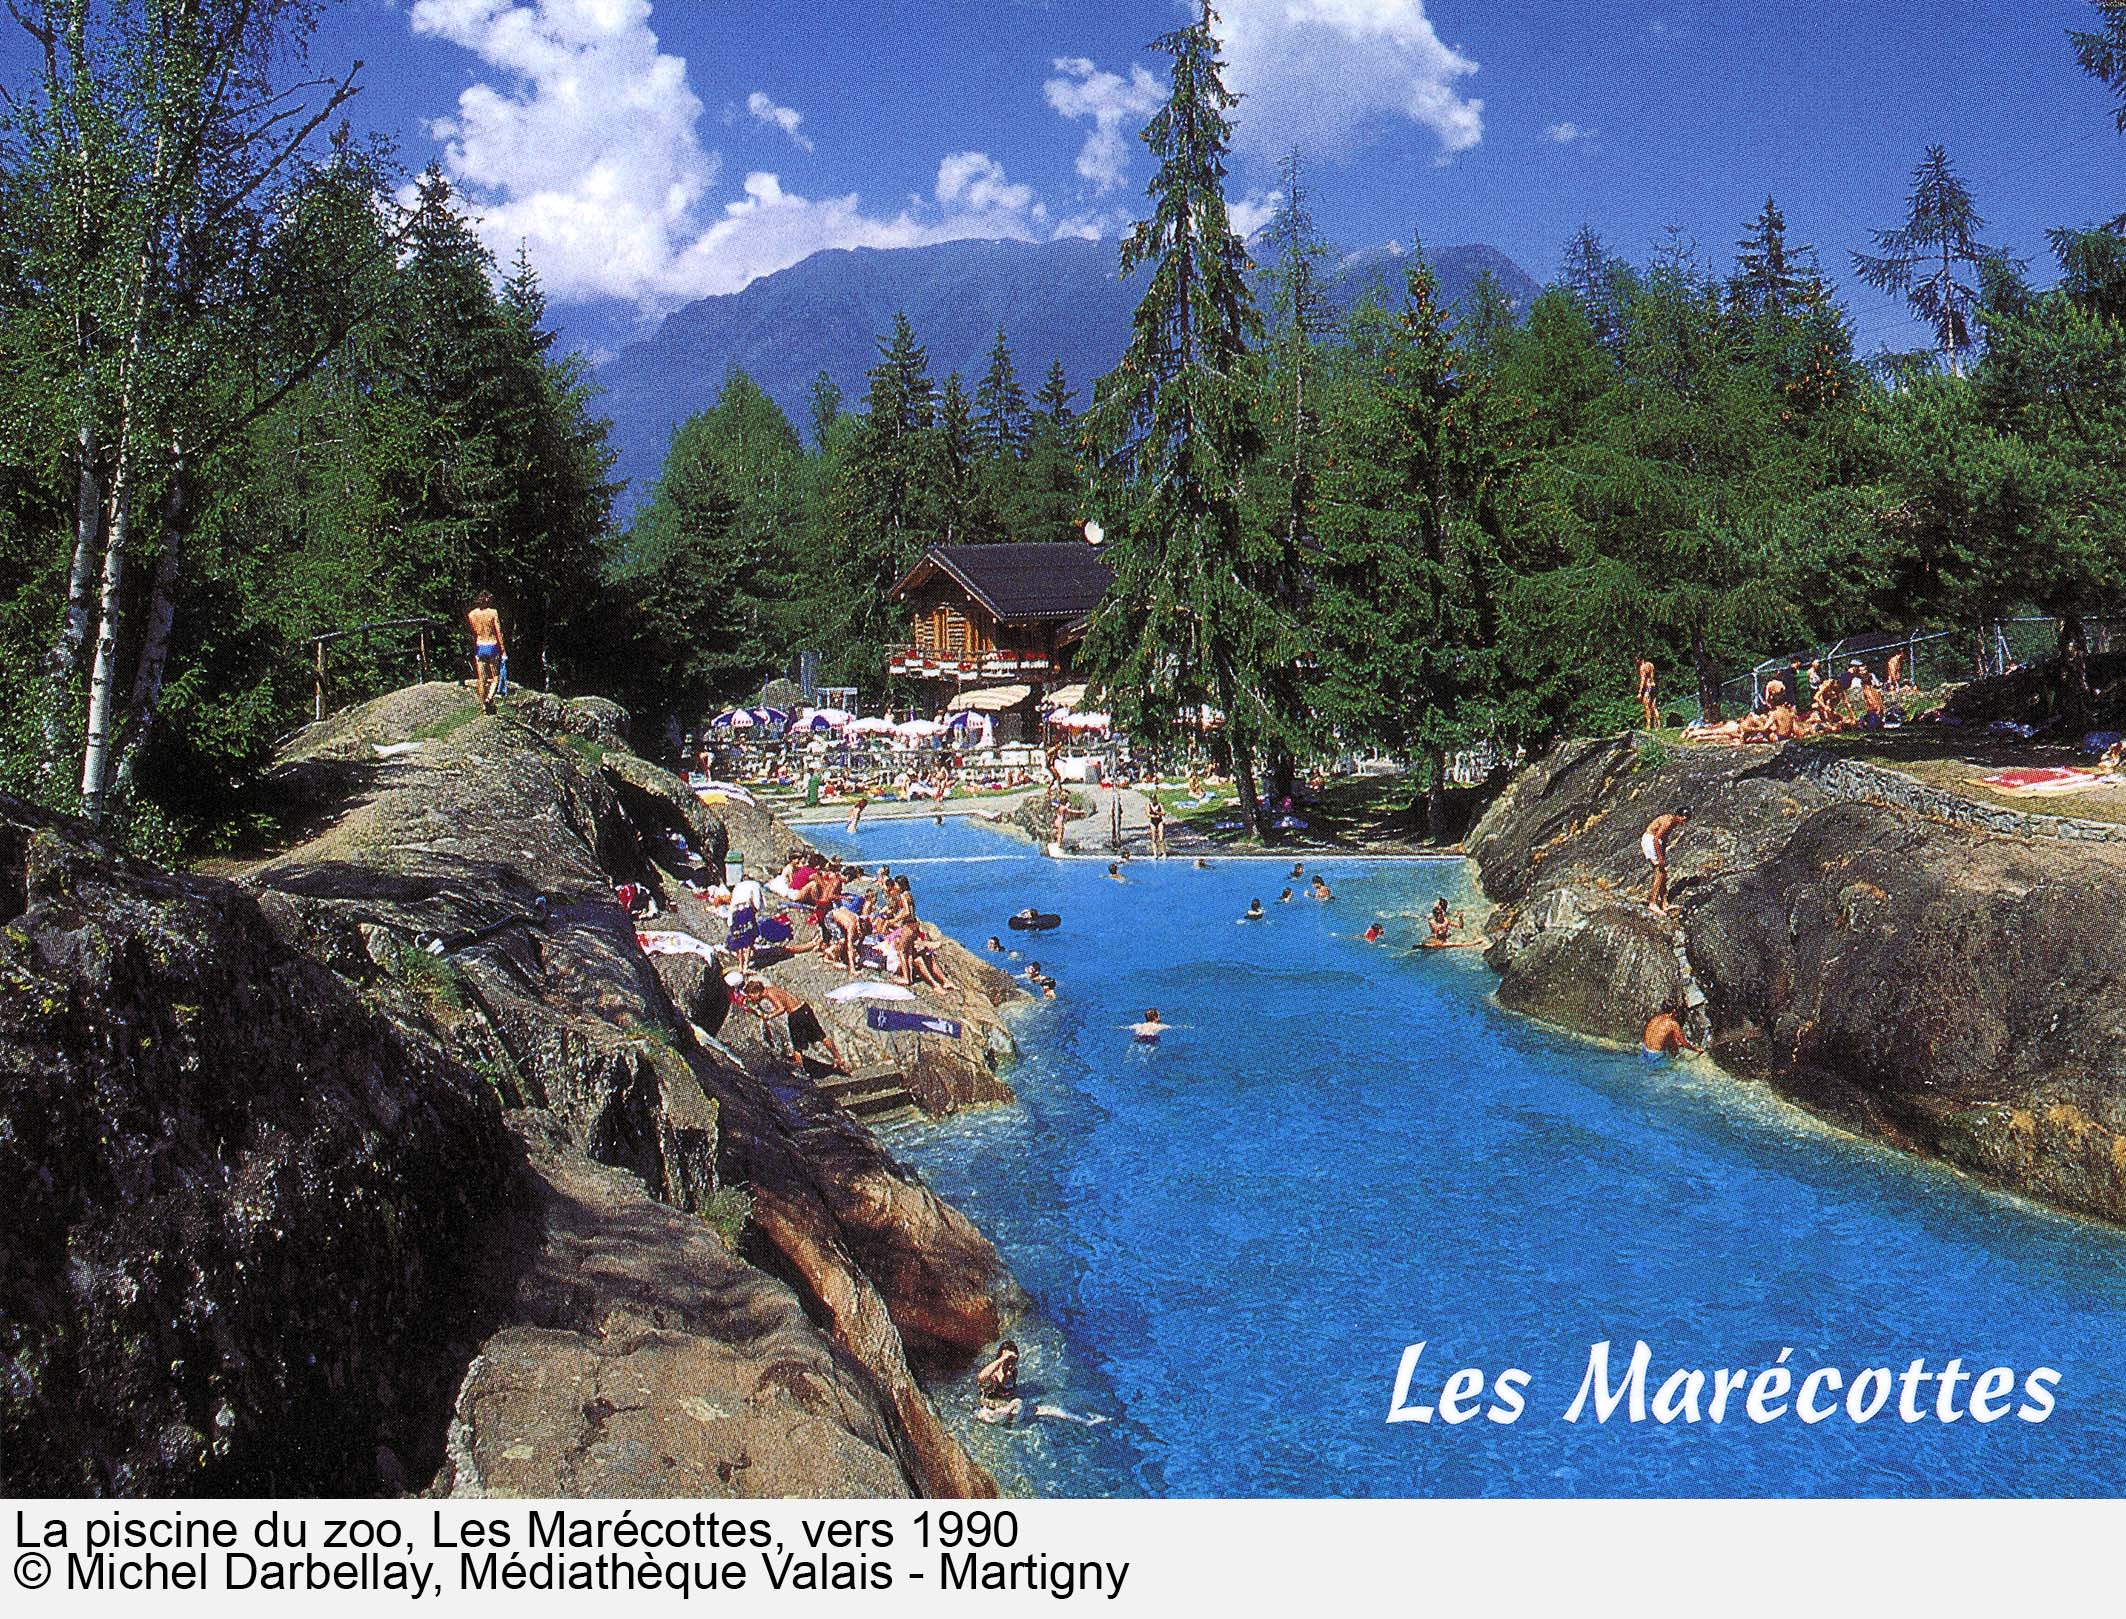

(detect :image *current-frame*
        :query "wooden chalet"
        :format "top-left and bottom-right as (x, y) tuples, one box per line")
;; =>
(887, 542), (1114, 723)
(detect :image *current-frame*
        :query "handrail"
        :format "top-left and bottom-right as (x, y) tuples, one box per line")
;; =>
(308, 617), (448, 650)
(307, 617), (455, 720)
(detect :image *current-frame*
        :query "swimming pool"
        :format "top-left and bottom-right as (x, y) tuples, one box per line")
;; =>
(814, 818), (2126, 1497)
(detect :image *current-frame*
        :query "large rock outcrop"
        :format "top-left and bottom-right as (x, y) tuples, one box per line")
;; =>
(235, 683), (1010, 1495)
(440, 1127), (915, 1498)
(1471, 735), (2126, 1222)
(0, 797), (512, 1496)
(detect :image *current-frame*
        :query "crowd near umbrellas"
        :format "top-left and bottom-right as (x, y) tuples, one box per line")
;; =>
(1050, 709), (1112, 732)
(710, 706), (790, 731)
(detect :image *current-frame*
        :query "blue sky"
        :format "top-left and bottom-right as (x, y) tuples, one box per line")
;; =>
(13, 2), (2126, 358)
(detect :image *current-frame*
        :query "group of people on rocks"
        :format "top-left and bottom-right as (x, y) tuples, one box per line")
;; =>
(769, 851), (958, 992)
(1637, 650), (1916, 746)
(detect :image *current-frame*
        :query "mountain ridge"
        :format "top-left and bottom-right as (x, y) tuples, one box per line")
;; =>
(594, 234), (1544, 512)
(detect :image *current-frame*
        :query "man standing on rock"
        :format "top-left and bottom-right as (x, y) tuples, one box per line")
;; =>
(466, 592), (506, 715)
(1643, 807), (1691, 914)
(1637, 657), (1660, 730)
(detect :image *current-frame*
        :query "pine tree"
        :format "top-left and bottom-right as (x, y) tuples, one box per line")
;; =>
(848, 310), (940, 573)
(1728, 195), (1814, 320)
(1851, 145), (2004, 374)
(1560, 224), (1635, 353)
(1008, 364), (1086, 544)
(1313, 241), (1517, 834)
(806, 369), (844, 447)
(1086, 0), (1291, 835)
(1261, 148), (1332, 552)
(937, 371), (979, 542)
(1036, 361), (1077, 428)
(2071, 1), (2126, 133)
(1458, 269), (1522, 368)
(974, 327), (1029, 458)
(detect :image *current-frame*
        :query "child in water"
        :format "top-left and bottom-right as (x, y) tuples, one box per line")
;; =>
(1241, 898), (1265, 921)
(1127, 1009), (1166, 1043)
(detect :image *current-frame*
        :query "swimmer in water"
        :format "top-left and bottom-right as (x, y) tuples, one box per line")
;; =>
(986, 936), (1004, 953)
(1426, 897), (1464, 945)
(1242, 898), (1265, 921)
(1290, 862), (1305, 879)
(1039, 976), (1058, 1000)
(1127, 1008), (1166, 1042)
(1364, 923), (1385, 944)
(1193, 857), (1210, 870)
(1310, 874), (1333, 901)
(975, 1341), (1023, 1425)
(1107, 862), (1127, 882)
(1022, 960), (1043, 981)
(1643, 1005), (1703, 1057)
(1278, 887), (1293, 904)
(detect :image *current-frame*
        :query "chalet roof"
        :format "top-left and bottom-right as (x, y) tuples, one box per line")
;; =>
(891, 542), (1115, 623)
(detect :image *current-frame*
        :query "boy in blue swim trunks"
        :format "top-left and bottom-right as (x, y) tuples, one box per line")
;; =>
(467, 592), (506, 714)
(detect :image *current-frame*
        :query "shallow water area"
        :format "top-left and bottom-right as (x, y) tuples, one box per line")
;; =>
(817, 819), (2126, 1497)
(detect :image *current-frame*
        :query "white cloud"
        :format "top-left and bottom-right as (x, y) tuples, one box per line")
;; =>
(935, 151), (1037, 216)
(408, 0), (1053, 309)
(1228, 188), (1283, 243)
(746, 89), (812, 152)
(1044, 55), (1164, 192)
(1213, 0), (1482, 161)
(1544, 120), (1593, 144)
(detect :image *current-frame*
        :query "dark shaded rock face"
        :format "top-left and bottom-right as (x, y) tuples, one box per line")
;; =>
(0, 798), (512, 1495)
(442, 1127), (916, 1498)
(6, 682), (1014, 1498)
(237, 684), (1004, 1496)
(1471, 737), (2126, 1222)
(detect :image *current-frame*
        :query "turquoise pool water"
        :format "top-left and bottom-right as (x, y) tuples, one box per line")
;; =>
(816, 818), (2126, 1497)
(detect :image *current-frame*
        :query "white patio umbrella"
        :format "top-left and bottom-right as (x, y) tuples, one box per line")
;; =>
(896, 718), (947, 739)
(847, 716), (896, 735)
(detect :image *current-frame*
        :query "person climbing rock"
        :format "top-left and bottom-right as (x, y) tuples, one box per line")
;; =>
(1643, 808), (1692, 914)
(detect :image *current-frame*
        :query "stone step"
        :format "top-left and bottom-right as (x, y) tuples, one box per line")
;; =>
(817, 1063), (905, 1097)
(842, 1087), (917, 1121)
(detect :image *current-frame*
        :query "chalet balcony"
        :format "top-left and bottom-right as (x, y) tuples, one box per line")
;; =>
(886, 645), (1055, 680)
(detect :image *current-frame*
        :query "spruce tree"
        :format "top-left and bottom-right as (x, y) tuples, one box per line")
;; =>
(937, 371), (979, 542)
(806, 369), (844, 448)
(1086, 0), (1290, 834)
(1036, 361), (1077, 429)
(974, 327), (1029, 458)
(2071, 1), (2126, 133)
(849, 310), (940, 573)
(1728, 195), (1814, 320)
(1262, 147), (1332, 553)
(1314, 242), (1516, 835)
(1851, 146), (2004, 374)
(1560, 225), (1635, 353)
